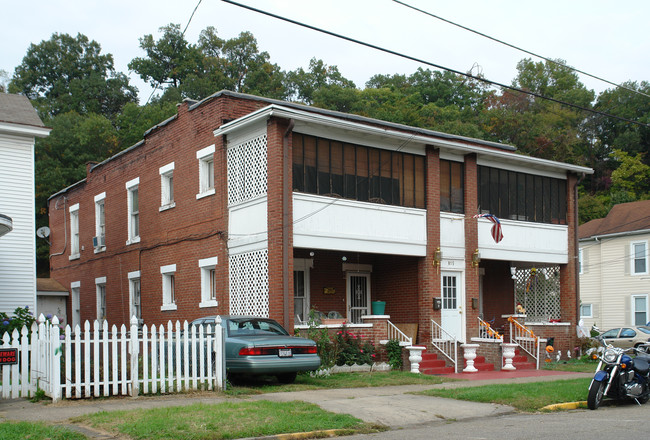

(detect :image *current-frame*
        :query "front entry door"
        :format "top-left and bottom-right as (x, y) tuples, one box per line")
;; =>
(347, 273), (370, 324)
(441, 272), (463, 341)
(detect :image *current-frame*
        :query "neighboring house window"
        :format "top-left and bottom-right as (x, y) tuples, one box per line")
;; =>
(199, 257), (218, 308)
(440, 159), (464, 214)
(477, 165), (567, 224)
(632, 241), (648, 275)
(578, 248), (583, 275)
(95, 276), (106, 322)
(161, 264), (177, 311)
(69, 203), (80, 259)
(292, 133), (426, 209)
(126, 177), (140, 244)
(159, 162), (175, 211)
(580, 303), (592, 318)
(128, 271), (142, 323)
(94, 192), (106, 252)
(633, 295), (648, 326)
(196, 145), (215, 199)
(71, 281), (81, 329)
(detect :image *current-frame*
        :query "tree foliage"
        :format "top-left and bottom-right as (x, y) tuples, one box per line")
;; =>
(9, 33), (137, 118)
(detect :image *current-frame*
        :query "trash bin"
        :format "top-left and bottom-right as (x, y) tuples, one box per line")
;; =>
(371, 301), (386, 315)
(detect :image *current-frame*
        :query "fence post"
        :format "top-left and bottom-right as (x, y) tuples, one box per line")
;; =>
(50, 316), (62, 402)
(214, 316), (226, 390)
(130, 316), (140, 397)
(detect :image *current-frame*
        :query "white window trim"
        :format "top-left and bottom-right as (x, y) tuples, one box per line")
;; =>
(95, 276), (107, 322)
(69, 203), (80, 260)
(631, 240), (648, 276)
(126, 177), (140, 245)
(579, 303), (592, 318)
(160, 264), (177, 311)
(94, 192), (106, 253)
(128, 270), (142, 323)
(578, 248), (583, 275)
(159, 162), (176, 211)
(196, 144), (216, 199)
(294, 258), (313, 324)
(632, 294), (649, 326)
(199, 256), (219, 308)
(71, 281), (81, 328)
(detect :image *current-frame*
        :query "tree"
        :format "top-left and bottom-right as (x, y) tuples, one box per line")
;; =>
(286, 58), (356, 104)
(9, 33), (137, 118)
(609, 149), (650, 196)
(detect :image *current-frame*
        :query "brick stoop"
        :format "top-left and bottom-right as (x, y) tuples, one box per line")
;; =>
(512, 349), (536, 370)
(419, 351), (455, 375)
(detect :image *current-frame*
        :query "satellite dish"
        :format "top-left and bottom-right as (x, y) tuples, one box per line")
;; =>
(36, 226), (50, 238)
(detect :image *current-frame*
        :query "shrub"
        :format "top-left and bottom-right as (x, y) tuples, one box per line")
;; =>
(332, 329), (376, 366)
(385, 339), (403, 370)
(0, 306), (36, 341)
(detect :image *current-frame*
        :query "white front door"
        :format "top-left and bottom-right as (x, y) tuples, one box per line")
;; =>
(347, 273), (371, 324)
(441, 272), (463, 341)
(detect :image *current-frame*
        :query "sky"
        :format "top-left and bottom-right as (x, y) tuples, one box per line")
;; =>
(2, 0), (649, 103)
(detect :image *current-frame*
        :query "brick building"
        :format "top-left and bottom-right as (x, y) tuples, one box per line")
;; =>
(48, 91), (591, 358)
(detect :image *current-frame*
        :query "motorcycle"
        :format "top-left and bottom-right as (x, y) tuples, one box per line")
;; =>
(588, 341), (650, 410)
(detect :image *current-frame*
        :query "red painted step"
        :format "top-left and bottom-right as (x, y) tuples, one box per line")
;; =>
(418, 351), (456, 375)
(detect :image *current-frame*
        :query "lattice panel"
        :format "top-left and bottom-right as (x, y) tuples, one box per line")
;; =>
(229, 249), (269, 317)
(513, 266), (561, 322)
(227, 134), (267, 206)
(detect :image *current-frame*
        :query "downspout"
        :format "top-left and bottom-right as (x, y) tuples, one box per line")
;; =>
(574, 173), (585, 322)
(282, 119), (295, 330)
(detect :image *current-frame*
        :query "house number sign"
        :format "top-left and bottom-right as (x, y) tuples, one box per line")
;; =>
(0, 348), (17, 365)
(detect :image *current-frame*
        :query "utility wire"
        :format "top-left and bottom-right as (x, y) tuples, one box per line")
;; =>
(393, 0), (650, 100)
(221, 0), (650, 128)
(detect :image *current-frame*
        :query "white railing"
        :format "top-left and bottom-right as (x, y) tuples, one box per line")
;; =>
(507, 316), (546, 369)
(430, 320), (458, 373)
(386, 321), (412, 346)
(0, 315), (226, 402)
(477, 317), (503, 341)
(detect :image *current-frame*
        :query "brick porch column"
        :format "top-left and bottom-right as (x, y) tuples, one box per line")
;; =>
(464, 153), (479, 342)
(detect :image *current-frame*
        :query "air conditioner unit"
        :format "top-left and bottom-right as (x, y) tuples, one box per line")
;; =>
(93, 235), (105, 248)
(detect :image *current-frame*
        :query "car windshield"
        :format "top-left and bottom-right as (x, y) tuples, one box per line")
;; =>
(638, 326), (650, 334)
(227, 318), (289, 337)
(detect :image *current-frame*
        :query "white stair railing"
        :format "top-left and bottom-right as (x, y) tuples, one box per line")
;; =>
(507, 316), (546, 369)
(477, 317), (503, 341)
(386, 321), (412, 346)
(431, 320), (458, 373)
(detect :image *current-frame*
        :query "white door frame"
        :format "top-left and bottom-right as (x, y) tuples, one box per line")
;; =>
(440, 270), (465, 342)
(293, 258), (313, 323)
(347, 272), (371, 323)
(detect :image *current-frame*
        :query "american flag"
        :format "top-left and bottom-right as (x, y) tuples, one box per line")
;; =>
(473, 214), (504, 243)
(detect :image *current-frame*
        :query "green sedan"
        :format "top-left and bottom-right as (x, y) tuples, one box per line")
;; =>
(191, 315), (321, 383)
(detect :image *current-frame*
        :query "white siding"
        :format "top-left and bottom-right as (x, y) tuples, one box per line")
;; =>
(580, 232), (650, 329)
(0, 134), (36, 314)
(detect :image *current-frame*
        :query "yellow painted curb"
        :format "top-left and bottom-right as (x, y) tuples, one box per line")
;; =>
(541, 401), (587, 411)
(272, 429), (352, 439)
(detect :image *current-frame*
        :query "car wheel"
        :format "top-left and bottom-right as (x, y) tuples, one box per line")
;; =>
(276, 372), (297, 384)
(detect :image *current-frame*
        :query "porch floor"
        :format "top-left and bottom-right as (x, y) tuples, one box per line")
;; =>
(436, 368), (586, 381)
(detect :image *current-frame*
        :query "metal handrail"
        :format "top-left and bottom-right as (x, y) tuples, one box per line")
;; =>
(477, 317), (503, 340)
(430, 319), (458, 373)
(386, 321), (412, 346)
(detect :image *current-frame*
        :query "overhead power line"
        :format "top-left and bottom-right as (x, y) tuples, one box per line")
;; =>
(393, 0), (650, 100)
(220, 0), (650, 128)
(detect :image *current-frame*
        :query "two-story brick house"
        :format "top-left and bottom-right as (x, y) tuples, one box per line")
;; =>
(48, 90), (591, 357)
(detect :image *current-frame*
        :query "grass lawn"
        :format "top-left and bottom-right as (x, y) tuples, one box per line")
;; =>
(541, 358), (597, 373)
(416, 378), (592, 412)
(0, 421), (87, 440)
(74, 400), (383, 440)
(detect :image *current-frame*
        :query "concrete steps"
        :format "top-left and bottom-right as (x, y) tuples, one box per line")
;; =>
(418, 347), (537, 374)
(419, 351), (455, 375)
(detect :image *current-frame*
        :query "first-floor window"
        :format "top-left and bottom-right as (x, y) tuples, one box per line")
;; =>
(633, 295), (648, 326)
(71, 281), (81, 328)
(95, 277), (106, 321)
(161, 264), (177, 311)
(128, 271), (141, 323)
(294, 258), (313, 324)
(580, 303), (593, 318)
(199, 257), (218, 308)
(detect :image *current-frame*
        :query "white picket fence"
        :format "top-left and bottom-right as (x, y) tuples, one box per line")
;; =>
(0, 315), (226, 402)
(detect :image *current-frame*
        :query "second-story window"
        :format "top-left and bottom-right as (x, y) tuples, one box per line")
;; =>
(632, 241), (648, 275)
(69, 203), (80, 259)
(126, 177), (140, 244)
(94, 192), (106, 251)
(159, 162), (175, 210)
(440, 159), (464, 214)
(196, 144), (216, 199)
